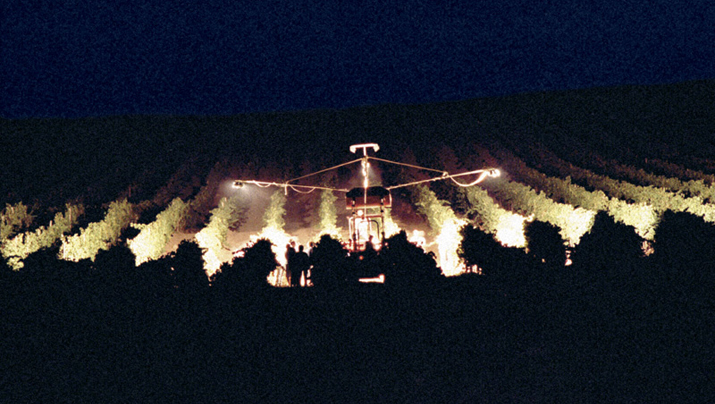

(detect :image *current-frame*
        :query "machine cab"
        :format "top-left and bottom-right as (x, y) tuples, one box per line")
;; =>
(346, 186), (391, 253)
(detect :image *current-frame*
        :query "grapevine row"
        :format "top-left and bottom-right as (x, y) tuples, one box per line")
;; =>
(482, 177), (595, 246)
(545, 146), (715, 201)
(1, 202), (34, 241)
(1, 203), (85, 269)
(59, 199), (138, 262)
(463, 186), (529, 248)
(487, 146), (658, 240)
(502, 139), (715, 223)
(129, 197), (189, 266)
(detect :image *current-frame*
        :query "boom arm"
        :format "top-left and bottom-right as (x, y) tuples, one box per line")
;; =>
(233, 143), (500, 194)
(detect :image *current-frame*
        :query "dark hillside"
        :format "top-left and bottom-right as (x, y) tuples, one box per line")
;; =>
(2, 79), (713, 207)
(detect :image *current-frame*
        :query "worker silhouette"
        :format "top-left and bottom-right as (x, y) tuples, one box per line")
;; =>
(285, 242), (296, 286)
(292, 245), (310, 287)
(363, 235), (377, 259)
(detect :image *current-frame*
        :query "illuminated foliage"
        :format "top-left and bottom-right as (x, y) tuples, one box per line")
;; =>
(515, 141), (715, 225)
(606, 199), (658, 240)
(383, 208), (401, 238)
(435, 217), (467, 276)
(428, 144), (470, 214)
(530, 141), (715, 201)
(645, 157), (715, 186)
(195, 195), (248, 277)
(0, 202), (34, 241)
(263, 190), (287, 230)
(251, 186), (293, 285)
(412, 185), (467, 275)
(413, 185), (456, 235)
(2, 203), (84, 269)
(484, 178), (596, 246)
(129, 197), (189, 266)
(464, 186), (528, 248)
(491, 147), (659, 239)
(494, 213), (528, 248)
(183, 160), (231, 230)
(595, 156), (715, 200)
(59, 199), (137, 262)
(318, 189), (340, 237)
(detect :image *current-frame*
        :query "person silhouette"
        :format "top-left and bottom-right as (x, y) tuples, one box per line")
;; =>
(362, 235), (377, 262)
(285, 242), (296, 286)
(292, 245), (310, 287)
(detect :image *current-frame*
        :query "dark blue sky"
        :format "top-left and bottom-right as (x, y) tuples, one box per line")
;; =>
(3, 1), (714, 118)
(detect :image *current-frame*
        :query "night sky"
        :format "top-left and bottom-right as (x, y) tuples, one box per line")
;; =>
(3, 1), (714, 119)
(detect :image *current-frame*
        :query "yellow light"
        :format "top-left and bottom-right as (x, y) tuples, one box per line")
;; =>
(436, 218), (467, 276)
(408, 229), (426, 248)
(495, 213), (527, 248)
(383, 214), (401, 238)
(561, 208), (596, 247)
(195, 230), (224, 278)
(248, 226), (293, 287)
(359, 274), (385, 283)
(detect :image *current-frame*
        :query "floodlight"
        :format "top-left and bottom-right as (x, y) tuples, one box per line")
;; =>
(350, 143), (379, 156)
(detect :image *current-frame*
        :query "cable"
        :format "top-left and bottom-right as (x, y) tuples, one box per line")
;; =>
(449, 171), (490, 187)
(287, 185), (317, 194)
(234, 148), (499, 193)
(386, 176), (448, 190)
(367, 156), (447, 174)
(386, 169), (498, 190)
(239, 180), (348, 193)
(286, 158), (364, 183)
(253, 181), (276, 188)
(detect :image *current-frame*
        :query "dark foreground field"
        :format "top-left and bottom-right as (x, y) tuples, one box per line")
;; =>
(3, 272), (712, 404)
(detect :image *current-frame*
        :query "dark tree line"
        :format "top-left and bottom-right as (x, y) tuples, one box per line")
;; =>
(5, 209), (715, 299)
(3, 211), (714, 404)
(458, 210), (715, 299)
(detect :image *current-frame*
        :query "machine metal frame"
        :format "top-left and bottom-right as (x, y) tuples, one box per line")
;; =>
(233, 143), (500, 252)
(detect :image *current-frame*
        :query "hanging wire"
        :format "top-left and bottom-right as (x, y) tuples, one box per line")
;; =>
(386, 169), (499, 190)
(287, 185), (318, 194)
(367, 156), (447, 174)
(233, 150), (499, 194)
(386, 176), (447, 190)
(449, 171), (490, 187)
(253, 181), (276, 188)
(286, 158), (364, 183)
(239, 180), (348, 193)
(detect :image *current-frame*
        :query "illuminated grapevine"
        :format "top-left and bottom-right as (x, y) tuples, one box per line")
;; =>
(59, 199), (137, 262)
(2, 203), (84, 269)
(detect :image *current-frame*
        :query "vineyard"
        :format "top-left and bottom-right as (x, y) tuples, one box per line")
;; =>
(2, 80), (715, 281)
(3, 81), (714, 403)
(3, 127), (715, 280)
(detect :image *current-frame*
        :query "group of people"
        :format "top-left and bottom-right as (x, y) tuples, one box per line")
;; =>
(285, 241), (313, 287)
